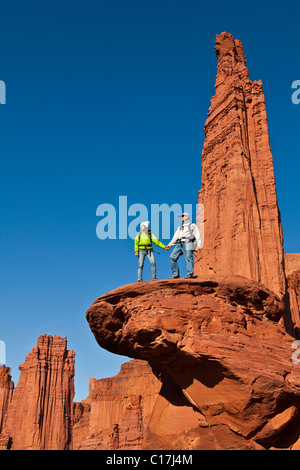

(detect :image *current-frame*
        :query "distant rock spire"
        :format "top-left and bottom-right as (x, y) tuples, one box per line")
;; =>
(1, 335), (75, 450)
(0, 366), (13, 434)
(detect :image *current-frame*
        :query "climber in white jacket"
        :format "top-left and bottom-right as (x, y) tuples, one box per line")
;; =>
(167, 213), (202, 279)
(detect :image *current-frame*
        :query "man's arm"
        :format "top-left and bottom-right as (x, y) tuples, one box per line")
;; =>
(166, 227), (180, 248)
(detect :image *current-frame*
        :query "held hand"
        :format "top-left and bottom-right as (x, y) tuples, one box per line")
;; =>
(135, 252), (139, 257)
(165, 246), (170, 251)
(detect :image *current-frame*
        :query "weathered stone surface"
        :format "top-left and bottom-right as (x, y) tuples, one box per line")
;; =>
(73, 359), (161, 450)
(286, 255), (300, 276)
(0, 366), (13, 434)
(86, 277), (300, 449)
(285, 254), (300, 336)
(255, 406), (298, 445)
(2, 335), (75, 450)
(0, 366), (14, 449)
(195, 32), (286, 299)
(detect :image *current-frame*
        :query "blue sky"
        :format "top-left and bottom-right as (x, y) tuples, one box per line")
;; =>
(0, 0), (299, 401)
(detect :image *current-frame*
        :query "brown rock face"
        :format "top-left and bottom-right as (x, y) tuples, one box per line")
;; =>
(0, 366), (14, 448)
(86, 277), (300, 450)
(195, 32), (286, 299)
(73, 359), (161, 450)
(286, 254), (300, 336)
(0, 366), (13, 435)
(1, 335), (75, 450)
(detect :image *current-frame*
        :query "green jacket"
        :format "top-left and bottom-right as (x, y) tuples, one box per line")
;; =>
(134, 230), (166, 252)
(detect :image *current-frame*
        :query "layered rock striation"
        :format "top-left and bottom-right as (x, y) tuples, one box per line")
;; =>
(83, 34), (299, 450)
(73, 360), (161, 450)
(0, 366), (13, 434)
(0, 335), (75, 450)
(195, 32), (286, 299)
(86, 277), (300, 450)
(285, 254), (300, 336)
(0, 366), (14, 448)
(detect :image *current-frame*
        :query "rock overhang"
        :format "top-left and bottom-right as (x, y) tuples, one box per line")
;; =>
(86, 275), (285, 365)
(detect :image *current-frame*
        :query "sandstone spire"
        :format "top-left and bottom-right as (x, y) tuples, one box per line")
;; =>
(285, 254), (300, 335)
(195, 32), (286, 298)
(2, 335), (75, 450)
(0, 366), (13, 434)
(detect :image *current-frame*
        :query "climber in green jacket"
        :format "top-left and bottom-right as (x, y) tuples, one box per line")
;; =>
(134, 221), (169, 282)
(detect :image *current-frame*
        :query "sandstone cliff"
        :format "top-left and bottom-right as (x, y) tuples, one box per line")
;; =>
(195, 32), (286, 300)
(0, 335), (75, 450)
(0, 366), (14, 449)
(0, 366), (13, 434)
(285, 254), (300, 336)
(86, 277), (300, 450)
(73, 359), (161, 450)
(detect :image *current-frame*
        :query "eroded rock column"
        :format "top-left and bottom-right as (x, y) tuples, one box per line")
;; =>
(3, 335), (75, 450)
(195, 32), (286, 299)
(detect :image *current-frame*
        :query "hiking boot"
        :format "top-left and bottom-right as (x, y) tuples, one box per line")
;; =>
(169, 275), (180, 279)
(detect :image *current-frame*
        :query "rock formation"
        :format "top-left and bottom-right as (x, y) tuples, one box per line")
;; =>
(82, 32), (300, 451)
(285, 254), (300, 336)
(73, 360), (161, 450)
(0, 366), (13, 434)
(0, 366), (14, 449)
(0, 32), (299, 451)
(0, 335), (75, 450)
(86, 277), (300, 450)
(194, 32), (286, 300)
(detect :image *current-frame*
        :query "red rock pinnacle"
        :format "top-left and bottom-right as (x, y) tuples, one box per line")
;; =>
(195, 32), (286, 298)
(2, 335), (75, 450)
(0, 366), (13, 434)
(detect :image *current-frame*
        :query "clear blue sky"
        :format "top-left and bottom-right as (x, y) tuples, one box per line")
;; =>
(0, 0), (299, 401)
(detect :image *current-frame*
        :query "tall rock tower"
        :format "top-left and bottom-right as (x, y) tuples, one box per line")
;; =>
(0, 366), (13, 433)
(1, 335), (75, 450)
(195, 32), (286, 298)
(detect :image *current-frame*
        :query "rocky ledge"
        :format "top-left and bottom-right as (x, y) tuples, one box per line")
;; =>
(86, 276), (300, 450)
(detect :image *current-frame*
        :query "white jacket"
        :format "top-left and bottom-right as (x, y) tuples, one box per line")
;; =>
(167, 221), (202, 250)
